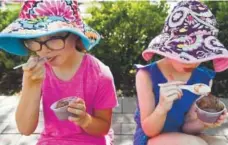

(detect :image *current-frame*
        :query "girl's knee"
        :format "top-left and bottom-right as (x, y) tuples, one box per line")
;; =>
(147, 133), (208, 145)
(147, 138), (156, 145)
(189, 137), (208, 145)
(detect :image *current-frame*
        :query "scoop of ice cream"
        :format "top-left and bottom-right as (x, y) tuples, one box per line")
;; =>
(196, 94), (224, 112)
(194, 84), (211, 94)
(56, 100), (69, 109)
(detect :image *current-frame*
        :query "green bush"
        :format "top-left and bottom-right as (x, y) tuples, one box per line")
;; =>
(204, 1), (228, 98)
(0, 9), (27, 95)
(85, 1), (169, 96)
(0, 9), (19, 31)
(0, 2), (227, 97)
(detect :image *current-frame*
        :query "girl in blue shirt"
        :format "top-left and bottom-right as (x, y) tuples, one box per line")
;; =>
(134, 1), (228, 145)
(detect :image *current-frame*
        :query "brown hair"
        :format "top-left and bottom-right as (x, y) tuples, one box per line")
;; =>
(75, 37), (87, 53)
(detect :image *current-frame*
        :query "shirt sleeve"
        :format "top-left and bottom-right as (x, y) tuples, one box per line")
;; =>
(93, 67), (118, 109)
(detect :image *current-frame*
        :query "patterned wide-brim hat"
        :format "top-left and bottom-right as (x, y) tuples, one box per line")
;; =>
(142, 1), (228, 72)
(0, 0), (100, 56)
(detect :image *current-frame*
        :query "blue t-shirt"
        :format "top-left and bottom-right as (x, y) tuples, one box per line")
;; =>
(133, 62), (215, 145)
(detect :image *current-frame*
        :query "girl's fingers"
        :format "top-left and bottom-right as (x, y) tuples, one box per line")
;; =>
(23, 59), (38, 71)
(213, 123), (221, 127)
(27, 55), (37, 62)
(68, 116), (80, 122)
(23, 56), (46, 71)
(31, 69), (45, 80)
(217, 109), (228, 121)
(165, 88), (182, 99)
(203, 122), (219, 129)
(216, 119), (223, 124)
(218, 114), (226, 120)
(75, 98), (85, 104)
(222, 109), (227, 115)
(70, 97), (84, 104)
(67, 107), (84, 116)
(68, 103), (85, 111)
(25, 58), (45, 80)
(69, 98), (85, 106)
(160, 86), (179, 95)
(163, 85), (179, 91)
(166, 89), (181, 97)
(167, 94), (179, 101)
(31, 68), (44, 79)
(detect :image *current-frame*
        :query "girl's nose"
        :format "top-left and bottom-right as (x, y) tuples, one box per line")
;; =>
(40, 44), (51, 53)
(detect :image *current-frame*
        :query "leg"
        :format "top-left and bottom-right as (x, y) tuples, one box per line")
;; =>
(147, 132), (208, 145)
(199, 134), (228, 145)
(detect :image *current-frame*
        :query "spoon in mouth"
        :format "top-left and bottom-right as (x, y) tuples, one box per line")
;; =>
(13, 57), (47, 70)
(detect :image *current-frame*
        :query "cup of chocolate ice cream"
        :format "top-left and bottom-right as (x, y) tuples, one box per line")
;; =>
(50, 96), (77, 120)
(195, 94), (226, 123)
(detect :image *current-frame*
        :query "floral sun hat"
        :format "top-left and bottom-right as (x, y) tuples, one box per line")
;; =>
(142, 0), (228, 72)
(0, 0), (100, 56)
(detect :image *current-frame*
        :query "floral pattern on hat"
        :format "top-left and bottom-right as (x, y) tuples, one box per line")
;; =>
(0, 0), (100, 52)
(142, 0), (228, 72)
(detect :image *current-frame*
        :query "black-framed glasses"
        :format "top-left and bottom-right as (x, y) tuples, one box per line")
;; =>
(23, 32), (71, 52)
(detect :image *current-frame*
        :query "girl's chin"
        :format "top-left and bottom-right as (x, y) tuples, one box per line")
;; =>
(47, 61), (59, 66)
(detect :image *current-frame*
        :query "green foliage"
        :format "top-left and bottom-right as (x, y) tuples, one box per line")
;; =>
(0, 9), (19, 31)
(0, 8), (26, 95)
(203, 1), (228, 97)
(0, 2), (227, 97)
(205, 1), (228, 49)
(85, 1), (169, 96)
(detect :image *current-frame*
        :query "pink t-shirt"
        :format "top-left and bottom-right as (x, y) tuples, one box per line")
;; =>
(37, 54), (118, 145)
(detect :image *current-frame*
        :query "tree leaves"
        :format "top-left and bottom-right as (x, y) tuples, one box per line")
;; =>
(85, 1), (168, 96)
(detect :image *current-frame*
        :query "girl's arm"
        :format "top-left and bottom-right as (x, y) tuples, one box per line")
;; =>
(136, 69), (167, 137)
(16, 83), (42, 136)
(68, 68), (117, 136)
(182, 104), (205, 134)
(135, 69), (183, 137)
(79, 108), (112, 136)
(15, 57), (44, 136)
(68, 100), (113, 136)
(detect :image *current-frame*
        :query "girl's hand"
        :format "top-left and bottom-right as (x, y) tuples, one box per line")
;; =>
(67, 98), (92, 128)
(22, 56), (46, 86)
(190, 104), (227, 129)
(158, 81), (185, 114)
(203, 109), (227, 129)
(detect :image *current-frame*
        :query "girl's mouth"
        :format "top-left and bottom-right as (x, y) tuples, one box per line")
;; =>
(183, 68), (195, 72)
(47, 56), (56, 62)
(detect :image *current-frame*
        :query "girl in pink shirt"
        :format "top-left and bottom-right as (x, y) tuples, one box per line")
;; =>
(0, 1), (118, 145)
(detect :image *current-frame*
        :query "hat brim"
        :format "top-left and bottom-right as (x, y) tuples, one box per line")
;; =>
(0, 17), (100, 56)
(142, 33), (228, 72)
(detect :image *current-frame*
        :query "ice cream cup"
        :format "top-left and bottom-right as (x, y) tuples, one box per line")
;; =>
(195, 95), (226, 123)
(50, 96), (77, 120)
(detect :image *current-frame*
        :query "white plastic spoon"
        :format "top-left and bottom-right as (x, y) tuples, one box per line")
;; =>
(13, 57), (47, 70)
(158, 83), (211, 95)
(179, 83), (211, 95)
